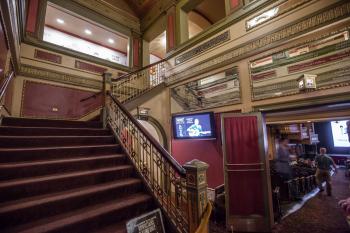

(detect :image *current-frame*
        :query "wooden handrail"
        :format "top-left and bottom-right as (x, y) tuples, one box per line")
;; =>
(107, 91), (186, 176)
(0, 71), (15, 102)
(111, 59), (166, 82)
(80, 91), (103, 102)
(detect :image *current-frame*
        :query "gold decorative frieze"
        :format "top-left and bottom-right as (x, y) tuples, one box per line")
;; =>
(19, 64), (102, 90)
(246, 0), (311, 31)
(168, 1), (350, 84)
(175, 31), (230, 65)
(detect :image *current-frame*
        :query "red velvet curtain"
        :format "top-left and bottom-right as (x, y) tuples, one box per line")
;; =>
(224, 116), (265, 216)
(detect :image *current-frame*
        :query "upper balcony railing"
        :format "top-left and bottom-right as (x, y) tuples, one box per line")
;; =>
(110, 59), (166, 103)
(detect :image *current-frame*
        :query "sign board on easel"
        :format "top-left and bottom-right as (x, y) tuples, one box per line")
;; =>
(126, 209), (165, 233)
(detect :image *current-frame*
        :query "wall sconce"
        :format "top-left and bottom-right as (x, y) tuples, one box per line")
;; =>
(298, 74), (317, 91)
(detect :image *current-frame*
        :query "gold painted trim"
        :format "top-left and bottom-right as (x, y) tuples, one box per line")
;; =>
(19, 64), (103, 90)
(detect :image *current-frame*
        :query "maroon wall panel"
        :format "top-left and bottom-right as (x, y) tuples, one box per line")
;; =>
(167, 14), (175, 50)
(21, 81), (102, 119)
(35, 49), (62, 64)
(171, 139), (224, 188)
(0, 10), (9, 83)
(75, 60), (107, 74)
(26, 0), (39, 33)
(133, 38), (140, 68)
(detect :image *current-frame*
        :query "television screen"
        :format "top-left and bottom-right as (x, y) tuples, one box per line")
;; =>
(331, 120), (350, 147)
(172, 112), (216, 139)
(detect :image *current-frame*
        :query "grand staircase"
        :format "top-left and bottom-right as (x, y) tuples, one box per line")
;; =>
(0, 117), (155, 233)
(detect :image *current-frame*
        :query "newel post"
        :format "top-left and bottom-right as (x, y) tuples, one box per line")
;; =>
(183, 159), (209, 233)
(102, 72), (112, 128)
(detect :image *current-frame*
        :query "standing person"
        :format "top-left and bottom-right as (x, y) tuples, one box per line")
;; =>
(275, 138), (293, 180)
(315, 147), (338, 196)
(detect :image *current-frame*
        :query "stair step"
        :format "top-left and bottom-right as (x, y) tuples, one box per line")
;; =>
(0, 178), (143, 228)
(0, 135), (115, 148)
(0, 126), (111, 136)
(0, 166), (134, 202)
(0, 154), (126, 180)
(91, 221), (127, 233)
(0, 144), (121, 163)
(3, 194), (153, 233)
(1, 117), (103, 128)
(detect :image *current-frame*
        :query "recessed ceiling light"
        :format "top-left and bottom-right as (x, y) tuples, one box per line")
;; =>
(56, 18), (64, 24)
(84, 29), (92, 35)
(108, 38), (114, 44)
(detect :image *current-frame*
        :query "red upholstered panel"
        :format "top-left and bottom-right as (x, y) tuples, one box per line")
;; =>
(224, 116), (265, 216)
(26, 0), (39, 33)
(21, 81), (103, 119)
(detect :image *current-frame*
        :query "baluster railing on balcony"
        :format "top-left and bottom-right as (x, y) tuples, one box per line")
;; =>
(103, 85), (210, 233)
(110, 59), (166, 103)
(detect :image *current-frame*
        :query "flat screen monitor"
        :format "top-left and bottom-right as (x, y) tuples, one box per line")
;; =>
(331, 120), (350, 147)
(172, 112), (216, 140)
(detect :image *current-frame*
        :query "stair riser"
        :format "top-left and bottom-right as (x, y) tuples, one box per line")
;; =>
(0, 146), (122, 163)
(0, 128), (111, 136)
(1, 118), (102, 128)
(0, 157), (126, 180)
(51, 200), (153, 233)
(0, 168), (134, 203)
(0, 137), (115, 148)
(0, 182), (143, 228)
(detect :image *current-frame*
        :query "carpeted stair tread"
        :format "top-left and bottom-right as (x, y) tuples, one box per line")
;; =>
(0, 126), (110, 136)
(0, 144), (122, 163)
(0, 135), (115, 148)
(0, 165), (133, 189)
(5, 193), (152, 233)
(0, 154), (126, 180)
(1, 117), (102, 128)
(91, 221), (127, 233)
(0, 178), (142, 214)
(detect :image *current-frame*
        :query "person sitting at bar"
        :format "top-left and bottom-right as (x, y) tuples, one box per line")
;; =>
(315, 147), (338, 196)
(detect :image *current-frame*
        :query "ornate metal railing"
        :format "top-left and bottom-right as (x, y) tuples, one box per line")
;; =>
(106, 92), (191, 232)
(111, 59), (166, 103)
(105, 92), (210, 233)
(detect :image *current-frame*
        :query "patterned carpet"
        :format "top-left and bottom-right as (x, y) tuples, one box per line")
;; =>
(210, 169), (350, 233)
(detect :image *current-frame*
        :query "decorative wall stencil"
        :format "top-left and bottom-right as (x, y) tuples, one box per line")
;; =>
(34, 49), (62, 64)
(250, 29), (350, 100)
(171, 67), (240, 111)
(167, 2), (350, 84)
(246, 0), (311, 31)
(175, 31), (230, 65)
(19, 64), (102, 90)
(75, 60), (107, 74)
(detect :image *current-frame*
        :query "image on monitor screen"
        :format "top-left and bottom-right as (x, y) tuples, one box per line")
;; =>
(173, 112), (215, 139)
(331, 120), (350, 147)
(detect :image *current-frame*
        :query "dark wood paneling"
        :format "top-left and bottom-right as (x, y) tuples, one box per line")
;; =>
(0, 9), (9, 83)
(21, 81), (103, 119)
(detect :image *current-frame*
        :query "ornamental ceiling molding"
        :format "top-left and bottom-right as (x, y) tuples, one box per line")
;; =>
(72, 0), (140, 33)
(167, 1), (350, 84)
(19, 64), (103, 90)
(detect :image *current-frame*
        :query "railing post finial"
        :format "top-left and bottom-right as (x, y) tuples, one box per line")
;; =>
(183, 159), (209, 233)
